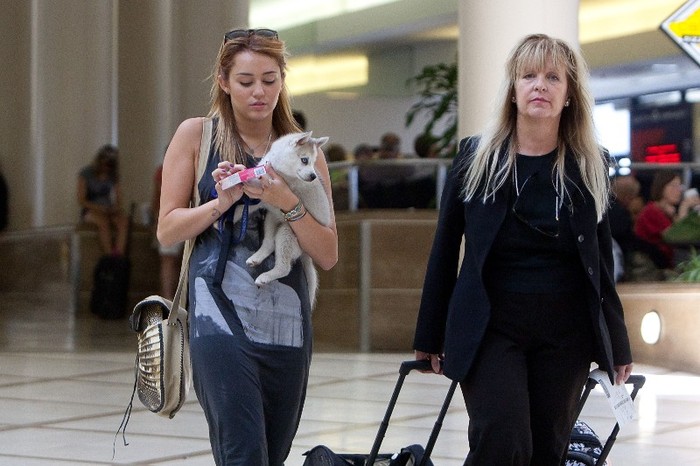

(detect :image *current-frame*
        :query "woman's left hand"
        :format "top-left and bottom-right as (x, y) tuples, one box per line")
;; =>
(614, 363), (634, 385)
(243, 164), (298, 212)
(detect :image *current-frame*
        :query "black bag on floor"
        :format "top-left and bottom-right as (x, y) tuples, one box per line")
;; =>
(303, 361), (448, 466)
(90, 254), (130, 319)
(303, 443), (430, 466)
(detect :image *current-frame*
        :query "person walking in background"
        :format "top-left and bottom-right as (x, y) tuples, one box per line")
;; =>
(77, 144), (129, 256)
(413, 34), (633, 466)
(156, 28), (337, 465)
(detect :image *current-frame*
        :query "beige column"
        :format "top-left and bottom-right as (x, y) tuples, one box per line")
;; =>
(458, 0), (579, 137)
(0, 0), (248, 229)
(0, 0), (116, 228)
(118, 0), (246, 213)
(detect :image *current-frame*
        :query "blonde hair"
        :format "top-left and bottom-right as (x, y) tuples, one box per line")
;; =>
(208, 31), (301, 164)
(462, 33), (609, 221)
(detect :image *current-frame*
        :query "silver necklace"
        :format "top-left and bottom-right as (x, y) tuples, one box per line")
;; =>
(240, 132), (272, 158)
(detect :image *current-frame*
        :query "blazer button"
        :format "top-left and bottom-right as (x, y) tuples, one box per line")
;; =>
(578, 234), (584, 243)
(588, 267), (594, 275)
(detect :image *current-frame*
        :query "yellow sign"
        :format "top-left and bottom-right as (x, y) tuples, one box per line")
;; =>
(661, 0), (700, 66)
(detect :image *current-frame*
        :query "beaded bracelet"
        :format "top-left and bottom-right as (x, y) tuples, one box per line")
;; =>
(282, 200), (306, 222)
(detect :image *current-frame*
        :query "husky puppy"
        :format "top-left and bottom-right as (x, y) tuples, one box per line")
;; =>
(246, 131), (331, 305)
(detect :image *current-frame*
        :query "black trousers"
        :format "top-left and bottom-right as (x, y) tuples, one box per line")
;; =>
(461, 290), (594, 466)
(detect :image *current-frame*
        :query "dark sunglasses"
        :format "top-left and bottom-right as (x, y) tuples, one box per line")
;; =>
(224, 28), (278, 42)
(512, 175), (560, 239)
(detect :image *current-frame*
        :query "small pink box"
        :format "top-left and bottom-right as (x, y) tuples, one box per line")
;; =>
(221, 165), (267, 190)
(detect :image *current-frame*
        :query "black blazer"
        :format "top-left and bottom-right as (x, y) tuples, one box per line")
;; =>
(413, 136), (633, 383)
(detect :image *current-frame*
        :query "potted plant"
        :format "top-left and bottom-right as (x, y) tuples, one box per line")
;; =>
(405, 61), (458, 157)
(674, 247), (700, 282)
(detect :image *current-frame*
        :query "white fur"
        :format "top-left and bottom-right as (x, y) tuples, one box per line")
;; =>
(245, 132), (331, 307)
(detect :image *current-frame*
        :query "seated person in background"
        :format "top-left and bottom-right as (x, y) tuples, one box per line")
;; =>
(413, 133), (439, 159)
(354, 143), (375, 162)
(325, 143), (350, 211)
(358, 133), (416, 208)
(408, 133), (440, 208)
(292, 109), (307, 131)
(377, 132), (402, 159)
(608, 175), (644, 280)
(77, 144), (129, 256)
(634, 170), (700, 270)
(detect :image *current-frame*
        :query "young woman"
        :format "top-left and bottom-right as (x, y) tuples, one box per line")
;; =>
(157, 28), (337, 465)
(413, 34), (633, 466)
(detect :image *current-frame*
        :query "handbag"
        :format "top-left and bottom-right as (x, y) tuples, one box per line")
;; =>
(129, 249), (193, 418)
(114, 118), (212, 451)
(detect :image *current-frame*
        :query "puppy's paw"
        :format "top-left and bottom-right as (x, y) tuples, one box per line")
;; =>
(246, 257), (261, 267)
(255, 273), (272, 287)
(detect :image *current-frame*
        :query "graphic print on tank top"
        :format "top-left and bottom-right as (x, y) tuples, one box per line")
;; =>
(191, 209), (304, 348)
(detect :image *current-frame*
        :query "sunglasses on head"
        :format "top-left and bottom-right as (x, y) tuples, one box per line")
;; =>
(224, 28), (278, 41)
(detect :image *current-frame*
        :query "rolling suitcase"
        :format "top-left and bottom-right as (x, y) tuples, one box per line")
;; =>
(566, 373), (646, 466)
(303, 360), (458, 466)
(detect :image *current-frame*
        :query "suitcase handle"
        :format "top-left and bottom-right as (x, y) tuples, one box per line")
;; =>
(367, 360), (455, 466)
(572, 373), (646, 466)
(399, 359), (439, 375)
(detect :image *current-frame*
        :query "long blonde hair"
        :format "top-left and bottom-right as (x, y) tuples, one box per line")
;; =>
(208, 30), (301, 164)
(462, 33), (609, 221)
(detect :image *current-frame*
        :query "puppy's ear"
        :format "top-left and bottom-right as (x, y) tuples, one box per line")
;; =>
(313, 136), (329, 148)
(295, 131), (313, 146)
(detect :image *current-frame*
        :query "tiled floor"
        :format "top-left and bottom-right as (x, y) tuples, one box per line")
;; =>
(2, 286), (700, 465)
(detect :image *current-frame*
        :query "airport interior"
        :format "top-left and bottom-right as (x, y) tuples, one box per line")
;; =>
(1, 0), (700, 465)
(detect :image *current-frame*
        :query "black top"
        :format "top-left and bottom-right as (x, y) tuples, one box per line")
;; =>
(483, 151), (586, 293)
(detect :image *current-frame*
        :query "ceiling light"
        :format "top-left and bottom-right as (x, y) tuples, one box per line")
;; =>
(286, 55), (369, 96)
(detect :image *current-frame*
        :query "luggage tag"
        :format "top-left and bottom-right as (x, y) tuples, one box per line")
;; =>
(589, 369), (636, 428)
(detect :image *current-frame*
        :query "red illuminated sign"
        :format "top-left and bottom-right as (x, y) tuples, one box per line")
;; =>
(644, 144), (681, 163)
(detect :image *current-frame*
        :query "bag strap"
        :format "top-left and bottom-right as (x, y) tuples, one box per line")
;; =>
(167, 117), (213, 324)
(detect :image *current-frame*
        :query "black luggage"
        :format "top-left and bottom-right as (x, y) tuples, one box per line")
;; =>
(89, 204), (134, 319)
(303, 362), (646, 466)
(303, 360), (457, 466)
(566, 373), (646, 466)
(90, 254), (130, 319)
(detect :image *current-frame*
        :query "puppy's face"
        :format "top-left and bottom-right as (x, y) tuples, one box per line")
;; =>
(266, 132), (329, 183)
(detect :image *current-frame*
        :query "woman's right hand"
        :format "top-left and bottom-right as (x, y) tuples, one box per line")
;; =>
(679, 194), (700, 218)
(415, 350), (443, 374)
(212, 162), (246, 213)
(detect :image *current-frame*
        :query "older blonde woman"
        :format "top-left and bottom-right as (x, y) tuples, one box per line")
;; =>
(414, 34), (633, 466)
